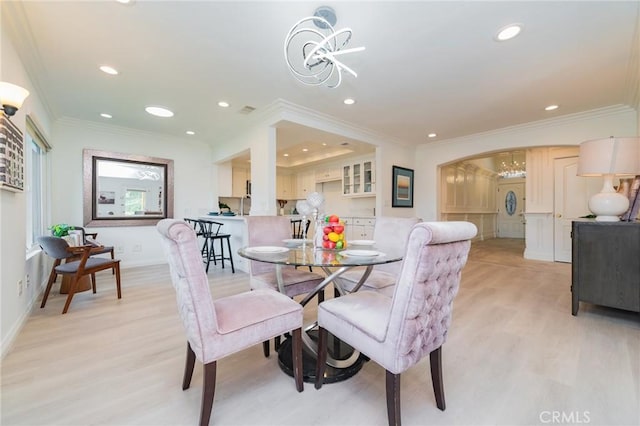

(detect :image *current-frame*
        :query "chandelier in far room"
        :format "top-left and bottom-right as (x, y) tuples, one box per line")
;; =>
(498, 152), (526, 179)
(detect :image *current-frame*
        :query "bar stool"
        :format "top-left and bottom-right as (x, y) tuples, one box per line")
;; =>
(199, 219), (235, 273)
(290, 219), (310, 239)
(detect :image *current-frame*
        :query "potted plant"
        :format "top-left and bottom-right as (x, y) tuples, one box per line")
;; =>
(218, 202), (231, 213)
(50, 223), (74, 237)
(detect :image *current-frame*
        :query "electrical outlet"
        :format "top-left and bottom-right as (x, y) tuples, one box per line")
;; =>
(17, 279), (23, 296)
(133, 244), (142, 252)
(116, 245), (125, 254)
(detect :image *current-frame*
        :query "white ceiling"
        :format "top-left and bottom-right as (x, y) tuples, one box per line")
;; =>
(3, 1), (639, 164)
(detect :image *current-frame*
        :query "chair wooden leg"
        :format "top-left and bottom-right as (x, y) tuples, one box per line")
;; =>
(262, 341), (270, 358)
(314, 326), (328, 389)
(386, 371), (401, 426)
(114, 262), (122, 299)
(200, 361), (217, 426)
(62, 276), (79, 314)
(429, 346), (446, 410)
(91, 274), (97, 293)
(291, 328), (304, 392)
(40, 267), (59, 308)
(183, 342), (196, 390)
(274, 335), (281, 351)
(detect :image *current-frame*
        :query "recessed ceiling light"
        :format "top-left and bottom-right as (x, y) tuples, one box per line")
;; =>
(343, 98), (356, 105)
(322, 143), (327, 146)
(427, 133), (437, 138)
(100, 113), (112, 119)
(99, 65), (118, 75)
(186, 130), (195, 135)
(145, 106), (174, 117)
(495, 24), (523, 41)
(116, 0), (134, 5)
(283, 153), (289, 157)
(545, 104), (559, 111)
(218, 101), (230, 108)
(302, 148), (309, 152)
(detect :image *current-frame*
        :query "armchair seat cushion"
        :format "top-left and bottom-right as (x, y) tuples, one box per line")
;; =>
(55, 257), (116, 273)
(338, 269), (396, 292)
(210, 289), (303, 361)
(214, 289), (302, 335)
(319, 291), (392, 344)
(251, 268), (323, 298)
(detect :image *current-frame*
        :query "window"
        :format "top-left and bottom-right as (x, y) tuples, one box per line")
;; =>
(25, 116), (51, 250)
(124, 189), (146, 215)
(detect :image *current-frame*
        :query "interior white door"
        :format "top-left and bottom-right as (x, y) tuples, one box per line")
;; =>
(553, 157), (602, 262)
(497, 180), (525, 238)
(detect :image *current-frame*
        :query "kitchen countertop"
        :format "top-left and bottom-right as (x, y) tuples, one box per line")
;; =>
(199, 215), (246, 221)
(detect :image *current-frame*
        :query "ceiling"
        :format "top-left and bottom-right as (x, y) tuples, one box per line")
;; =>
(3, 1), (639, 165)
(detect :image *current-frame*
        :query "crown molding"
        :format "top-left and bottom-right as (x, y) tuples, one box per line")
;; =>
(424, 104), (637, 148)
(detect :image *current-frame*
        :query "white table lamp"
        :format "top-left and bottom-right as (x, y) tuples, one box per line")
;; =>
(577, 137), (640, 222)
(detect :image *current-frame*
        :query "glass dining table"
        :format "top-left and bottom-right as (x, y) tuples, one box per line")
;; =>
(238, 241), (404, 383)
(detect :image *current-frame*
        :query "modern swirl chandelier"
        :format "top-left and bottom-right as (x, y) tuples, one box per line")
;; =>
(284, 7), (365, 88)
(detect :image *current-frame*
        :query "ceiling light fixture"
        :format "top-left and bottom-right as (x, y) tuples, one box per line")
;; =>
(343, 98), (355, 105)
(145, 106), (174, 118)
(498, 153), (526, 179)
(545, 104), (559, 111)
(100, 113), (112, 119)
(284, 153), (289, 157)
(218, 101), (230, 108)
(495, 24), (523, 41)
(428, 133), (437, 138)
(0, 81), (30, 117)
(99, 65), (118, 75)
(284, 6), (365, 88)
(302, 148), (309, 152)
(186, 130), (195, 135)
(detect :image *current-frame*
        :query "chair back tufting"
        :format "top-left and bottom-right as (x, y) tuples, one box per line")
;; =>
(385, 221), (476, 373)
(157, 219), (218, 362)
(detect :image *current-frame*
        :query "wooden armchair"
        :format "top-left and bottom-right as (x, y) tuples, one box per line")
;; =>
(38, 236), (122, 314)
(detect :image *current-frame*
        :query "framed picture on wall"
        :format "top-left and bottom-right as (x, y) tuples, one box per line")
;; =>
(392, 165), (414, 207)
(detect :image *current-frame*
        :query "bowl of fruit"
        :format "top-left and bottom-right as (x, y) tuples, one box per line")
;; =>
(320, 214), (346, 250)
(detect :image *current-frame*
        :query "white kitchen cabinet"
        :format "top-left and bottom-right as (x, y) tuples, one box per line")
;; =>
(315, 166), (341, 183)
(232, 168), (251, 197)
(296, 170), (316, 199)
(277, 174), (296, 200)
(342, 159), (375, 197)
(349, 217), (375, 241)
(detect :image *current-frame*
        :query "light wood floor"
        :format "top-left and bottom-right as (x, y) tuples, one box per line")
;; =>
(2, 239), (639, 426)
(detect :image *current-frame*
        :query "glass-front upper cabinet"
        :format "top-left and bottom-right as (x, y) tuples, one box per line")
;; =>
(342, 159), (375, 197)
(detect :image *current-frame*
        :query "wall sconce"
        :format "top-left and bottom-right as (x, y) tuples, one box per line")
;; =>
(577, 137), (640, 221)
(0, 81), (30, 117)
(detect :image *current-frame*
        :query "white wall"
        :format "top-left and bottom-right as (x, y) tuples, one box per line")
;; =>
(415, 105), (638, 221)
(1, 24), (54, 357)
(51, 118), (213, 269)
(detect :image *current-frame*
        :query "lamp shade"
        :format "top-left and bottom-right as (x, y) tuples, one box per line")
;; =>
(577, 137), (640, 221)
(0, 81), (30, 116)
(577, 137), (639, 176)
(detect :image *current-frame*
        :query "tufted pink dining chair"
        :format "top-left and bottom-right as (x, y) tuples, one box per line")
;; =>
(315, 221), (477, 426)
(246, 216), (325, 355)
(338, 216), (421, 297)
(157, 219), (304, 426)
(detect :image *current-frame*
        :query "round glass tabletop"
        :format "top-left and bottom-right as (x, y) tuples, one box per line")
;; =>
(237, 244), (403, 268)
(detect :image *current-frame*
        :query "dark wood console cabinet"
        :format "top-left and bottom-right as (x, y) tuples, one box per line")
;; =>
(571, 220), (640, 315)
